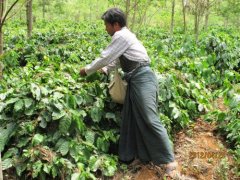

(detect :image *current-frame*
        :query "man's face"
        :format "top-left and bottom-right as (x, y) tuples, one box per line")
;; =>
(104, 22), (116, 36)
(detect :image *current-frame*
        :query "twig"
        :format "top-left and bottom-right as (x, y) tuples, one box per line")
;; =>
(1, 0), (19, 24)
(6, 0), (31, 21)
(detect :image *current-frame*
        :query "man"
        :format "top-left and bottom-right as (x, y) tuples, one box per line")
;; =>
(80, 8), (182, 179)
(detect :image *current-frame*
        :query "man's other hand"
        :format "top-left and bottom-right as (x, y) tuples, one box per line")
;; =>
(80, 68), (87, 76)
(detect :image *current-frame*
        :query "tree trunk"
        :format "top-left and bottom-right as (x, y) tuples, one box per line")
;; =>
(89, 1), (93, 21)
(26, 0), (33, 38)
(195, 14), (200, 42)
(204, 11), (209, 30)
(194, 0), (200, 42)
(42, 0), (46, 19)
(182, 0), (187, 33)
(204, 0), (210, 30)
(138, 1), (149, 29)
(131, 0), (138, 30)
(125, 0), (130, 25)
(170, 0), (175, 35)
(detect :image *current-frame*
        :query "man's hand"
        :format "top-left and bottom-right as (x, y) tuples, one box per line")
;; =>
(98, 67), (108, 75)
(80, 68), (87, 76)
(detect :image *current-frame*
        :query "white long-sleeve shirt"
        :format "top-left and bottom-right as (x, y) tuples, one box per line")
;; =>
(85, 27), (150, 75)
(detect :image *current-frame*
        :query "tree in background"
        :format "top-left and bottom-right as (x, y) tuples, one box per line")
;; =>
(189, 0), (207, 41)
(0, 0), (30, 80)
(189, 0), (218, 41)
(0, 0), (20, 54)
(110, 0), (153, 31)
(217, 0), (240, 27)
(0, 0), (19, 172)
(182, 0), (189, 33)
(204, 0), (210, 29)
(26, 0), (32, 38)
(170, 0), (175, 36)
(42, 0), (46, 19)
(39, 0), (51, 19)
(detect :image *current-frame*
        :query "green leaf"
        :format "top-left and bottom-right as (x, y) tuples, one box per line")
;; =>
(52, 111), (66, 120)
(32, 134), (44, 146)
(43, 164), (51, 174)
(69, 145), (81, 161)
(90, 106), (103, 122)
(14, 99), (24, 112)
(102, 156), (117, 176)
(3, 148), (18, 159)
(16, 162), (27, 176)
(96, 137), (109, 152)
(73, 114), (86, 134)
(53, 102), (64, 111)
(172, 107), (181, 119)
(39, 116), (47, 128)
(5, 97), (19, 105)
(0, 102), (5, 112)
(42, 110), (52, 122)
(24, 106), (35, 116)
(32, 160), (43, 178)
(187, 100), (197, 112)
(59, 117), (72, 134)
(85, 130), (95, 144)
(31, 83), (41, 101)
(2, 158), (13, 170)
(71, 173), (80, 180)
(198, 104), (204, 112)
(75, 95), (83, 105)
(104, 165), (116, 176)
(0, 93), (6, 100)
(17, 137), (30, 148)
(217, 112), (227, 122)
(58, 141), (69, 156)
(40, 86), (49, 96)
(24, 98), (33, 108)
(53, 92), (64, 100)
(89, 155), (102, 172)
(159, 88), (167, 101)
(66, 94), (77, 109)
(51, 166), (58, 178)
(0, 123), (16, 152)
(105, 112), (116, 120)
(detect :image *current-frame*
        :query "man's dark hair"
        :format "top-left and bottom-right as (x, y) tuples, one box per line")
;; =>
(101, 8), (126, 27)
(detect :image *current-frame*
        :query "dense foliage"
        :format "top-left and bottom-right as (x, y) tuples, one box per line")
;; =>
(0, 21), (239, 179)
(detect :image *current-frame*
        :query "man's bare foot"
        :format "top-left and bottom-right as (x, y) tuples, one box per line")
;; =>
(166, 161), (178, 174)
(128, 159), (142, 169)
(165, 161), (196, 180)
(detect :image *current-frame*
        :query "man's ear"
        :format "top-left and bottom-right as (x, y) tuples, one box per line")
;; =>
(113, 22), (121, 30)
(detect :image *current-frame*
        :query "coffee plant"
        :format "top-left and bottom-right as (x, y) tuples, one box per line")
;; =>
(0, 21), (239, 179)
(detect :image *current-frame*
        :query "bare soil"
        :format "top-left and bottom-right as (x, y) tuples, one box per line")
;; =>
(113, 99), (239, 180)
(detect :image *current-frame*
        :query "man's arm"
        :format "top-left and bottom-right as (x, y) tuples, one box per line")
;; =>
(80, 35), (129, 76)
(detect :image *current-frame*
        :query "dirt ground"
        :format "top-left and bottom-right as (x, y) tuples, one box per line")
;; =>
(113, 118), (238, 180)
(113, 99), (239, 180)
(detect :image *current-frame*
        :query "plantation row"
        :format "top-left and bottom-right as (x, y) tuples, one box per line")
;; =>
(0, 21), (239, 179)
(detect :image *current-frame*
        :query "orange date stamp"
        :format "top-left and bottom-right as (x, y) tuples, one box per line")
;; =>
(189, 151), (226, 159)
